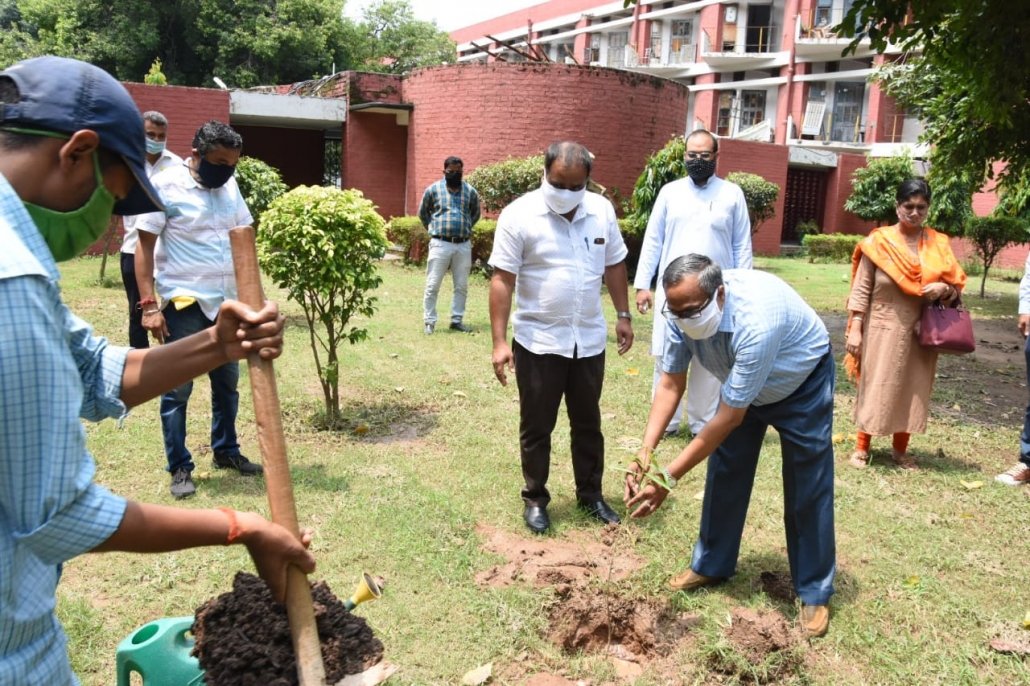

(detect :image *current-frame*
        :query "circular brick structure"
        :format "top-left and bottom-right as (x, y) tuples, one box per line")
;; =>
(403, 62), (688, 213)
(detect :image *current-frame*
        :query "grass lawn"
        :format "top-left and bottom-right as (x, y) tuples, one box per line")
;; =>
(54, 254), (1030, 685)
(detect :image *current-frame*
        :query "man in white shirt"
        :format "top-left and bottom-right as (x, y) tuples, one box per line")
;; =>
(135, 120), (263, 499)
(634, 130), (752, 437)
(119, 111), (182, 348)
(489, 141), (634, 533)
(997, 250), (1030, 486)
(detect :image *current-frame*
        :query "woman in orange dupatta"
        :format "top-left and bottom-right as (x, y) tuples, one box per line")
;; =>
(843, 178), (967, 469)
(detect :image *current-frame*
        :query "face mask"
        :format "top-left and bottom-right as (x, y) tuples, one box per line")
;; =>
(896, 207), (925, 230)
(196, 156), (236, 188)
(145, 138), (167, 155)
(686, 157), (717, 185)
(26, 152), (116, 262)
(541, 176), (586, 215)
(444, 171), (462, 186)
(673, 289), (724, 340)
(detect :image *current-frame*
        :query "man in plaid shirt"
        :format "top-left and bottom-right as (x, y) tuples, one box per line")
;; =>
(418, 155), (480, 334)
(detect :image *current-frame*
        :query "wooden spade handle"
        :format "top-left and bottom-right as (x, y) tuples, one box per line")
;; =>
(229, 226), (327, 686)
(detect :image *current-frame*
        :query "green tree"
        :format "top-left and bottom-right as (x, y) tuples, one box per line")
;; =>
(351, 0), (455, 74)
(726, 171), (779, 236)
(843, 154), (913, 226)
(626, 135), (686, 235)
(837, 0), (1030, 197)
(144, 57), (167, 85)
(235, 156), (288, 226)
(257, 186), (388, 425)
(464, 154), (544, 215)
(923, 159), (975, 237)
(964, 216), (1030, 298)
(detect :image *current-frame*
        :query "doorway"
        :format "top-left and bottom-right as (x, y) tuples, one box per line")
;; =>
(782, 167), (827, 244)
(746, 5), (773, 53)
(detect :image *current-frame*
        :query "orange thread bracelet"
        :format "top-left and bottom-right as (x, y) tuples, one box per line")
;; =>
(218, 507), (243, 545)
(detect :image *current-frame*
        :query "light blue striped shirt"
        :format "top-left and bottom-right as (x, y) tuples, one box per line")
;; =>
(663, 269), (830, 407)
(0, 174), (129, 685)
(135, 163), (253, 320)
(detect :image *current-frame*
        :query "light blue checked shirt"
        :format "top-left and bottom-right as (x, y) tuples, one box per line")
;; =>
(0, 174), (129, 685)
(664, 269), (830, 408)
(417, 179), (481, 240)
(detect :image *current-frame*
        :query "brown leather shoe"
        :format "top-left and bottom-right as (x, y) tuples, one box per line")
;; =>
(667, 569), (721, 591)
(801, 604), (829, 638)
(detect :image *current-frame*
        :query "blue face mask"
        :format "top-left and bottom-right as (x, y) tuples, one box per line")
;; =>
(145, 138), (166, 155)
(196, 157), (236, 188)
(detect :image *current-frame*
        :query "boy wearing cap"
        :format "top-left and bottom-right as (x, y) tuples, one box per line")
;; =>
(0, 56), (314, 684)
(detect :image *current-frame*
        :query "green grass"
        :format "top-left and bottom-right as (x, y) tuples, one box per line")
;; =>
(55, 256), (1030, 685)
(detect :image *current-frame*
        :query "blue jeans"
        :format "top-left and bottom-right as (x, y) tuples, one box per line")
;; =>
(423, 238), (471, 326)
(160, 303), (241, 473)
(1020, 334), (1030, 468)
(690, 351), (837, 606)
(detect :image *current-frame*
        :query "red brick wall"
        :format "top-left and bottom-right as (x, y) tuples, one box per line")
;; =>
(401, 62), (688, 216)
(121, 83), (230, 160)
(348, 72), (404, 105)
(344, 111), (409, 220)
(233, 125), (325, 188)
(716, 139), (790, 255)
(825, 152), (876, 235)
(86, 83), (230, 255)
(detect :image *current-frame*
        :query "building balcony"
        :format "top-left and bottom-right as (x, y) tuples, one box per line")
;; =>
(701, 27), (786, 68)
(794, 9), (902, 60)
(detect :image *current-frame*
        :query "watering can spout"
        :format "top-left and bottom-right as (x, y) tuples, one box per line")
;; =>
(343, 572), (382, 612)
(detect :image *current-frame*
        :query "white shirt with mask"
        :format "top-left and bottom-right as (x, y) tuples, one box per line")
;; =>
(120, 147), (183, 254)
(489, 187), (627, 359)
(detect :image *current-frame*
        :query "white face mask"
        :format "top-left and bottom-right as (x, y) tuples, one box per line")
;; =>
(673, 290), (724, 340)
(541, 175), (586, 215)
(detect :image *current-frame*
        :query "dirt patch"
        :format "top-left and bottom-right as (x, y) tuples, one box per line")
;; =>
(823, 312), (1027, 427)
(473, 523), (647, 589)
(707, 607), (805, 684)
(547, 584), (697, 662)
(192, 572), (384, 685)
(758, 570), (798, 604)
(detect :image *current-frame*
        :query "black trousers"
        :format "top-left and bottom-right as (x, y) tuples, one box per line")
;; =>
(513, 340), (606, 507)
(120, 251), (149, 349)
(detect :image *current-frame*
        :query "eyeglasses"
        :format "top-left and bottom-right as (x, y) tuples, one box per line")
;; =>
(662, 294), (713, 320)
(685, 152), (715, 161)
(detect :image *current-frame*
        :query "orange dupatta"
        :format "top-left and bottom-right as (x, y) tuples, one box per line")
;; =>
(843, 225), (967, 381)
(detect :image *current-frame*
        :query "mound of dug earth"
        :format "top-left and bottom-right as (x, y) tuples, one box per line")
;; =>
(708, 607), (805, 683)
(192, 572), (384, 686)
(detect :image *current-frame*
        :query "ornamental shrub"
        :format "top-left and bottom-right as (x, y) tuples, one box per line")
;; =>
(726, 171), (780, 235)
(257, 186), (389, 425)
(802, 233), (863, 263)
(844, 153), (914, 225)
(235, 156), (288, 226)
(465, 154), (544, 214)
(626, 135), (686, 235)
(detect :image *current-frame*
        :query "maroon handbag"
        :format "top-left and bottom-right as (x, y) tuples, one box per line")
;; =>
(919, 298), (975, 355)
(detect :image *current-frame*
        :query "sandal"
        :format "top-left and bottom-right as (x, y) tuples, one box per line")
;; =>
(892, 450), (918, 471)
(848, 450), (870, 468)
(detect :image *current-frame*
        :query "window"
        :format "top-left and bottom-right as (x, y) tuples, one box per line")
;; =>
(670, 19), (693, 63)
(716, 92), (734, 136)
(739, 90), (766, 129)
(608, 31), (629, 67)
(584, 34), (600, 63)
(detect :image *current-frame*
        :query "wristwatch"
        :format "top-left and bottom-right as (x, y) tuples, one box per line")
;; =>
(616, 311), (633, 321)
(661, 467), (677, 489)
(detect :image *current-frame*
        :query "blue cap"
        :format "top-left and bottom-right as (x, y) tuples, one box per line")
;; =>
(0, 56), (165, 216)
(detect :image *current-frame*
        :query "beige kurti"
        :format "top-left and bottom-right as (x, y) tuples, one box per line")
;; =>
(847, 255), (937, 435)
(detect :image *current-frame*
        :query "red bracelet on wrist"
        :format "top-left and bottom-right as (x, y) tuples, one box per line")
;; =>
(218, 507), (244, 545)
(136, 298), (157, 311)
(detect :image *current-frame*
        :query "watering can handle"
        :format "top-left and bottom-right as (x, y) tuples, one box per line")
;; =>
(229, 226), (327, 686)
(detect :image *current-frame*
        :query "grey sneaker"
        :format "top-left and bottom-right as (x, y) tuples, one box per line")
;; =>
(424, 323), (435, 335)
(170, 467), (196, 499)
(213, 452), (264, 476)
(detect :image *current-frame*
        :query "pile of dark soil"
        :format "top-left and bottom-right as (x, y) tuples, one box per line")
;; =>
(707, 607), (805, 683)
(192, 572), (384, 685)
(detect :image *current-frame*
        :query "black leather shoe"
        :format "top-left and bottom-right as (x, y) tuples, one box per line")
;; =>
(523, 505), (550, 533)
(578, 498), (621, 525)
(213, 452), (264, 476)
(449, 321), (472, 333)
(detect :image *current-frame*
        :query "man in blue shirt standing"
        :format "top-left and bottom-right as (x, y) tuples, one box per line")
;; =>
(0, 56), (314, 684)
(624, 254), (836, 638)
(418, 156), (481, 334)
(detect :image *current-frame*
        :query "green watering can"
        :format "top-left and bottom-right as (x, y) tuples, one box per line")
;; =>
(115, 616), (206, 686)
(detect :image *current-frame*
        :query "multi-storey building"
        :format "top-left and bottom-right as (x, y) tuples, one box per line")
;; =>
(450, 0), (937, 248)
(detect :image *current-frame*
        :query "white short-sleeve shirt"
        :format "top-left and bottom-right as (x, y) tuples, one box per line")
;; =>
(489, 189), (627, 358)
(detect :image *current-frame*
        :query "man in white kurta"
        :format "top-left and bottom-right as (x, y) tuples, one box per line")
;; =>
(634, 130), (752, 436)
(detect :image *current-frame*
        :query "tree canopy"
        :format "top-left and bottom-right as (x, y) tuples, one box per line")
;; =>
(0, 0), (455, 86)
(837, 0), (1030, 197)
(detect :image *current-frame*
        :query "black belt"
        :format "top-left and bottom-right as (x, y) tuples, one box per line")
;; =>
(432, 235), (469, 243)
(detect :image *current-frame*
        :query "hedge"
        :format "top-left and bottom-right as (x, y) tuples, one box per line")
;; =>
(802, 233), (863, 263)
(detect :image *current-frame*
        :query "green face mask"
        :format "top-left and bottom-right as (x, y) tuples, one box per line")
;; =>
(6, 127), (117, 262)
